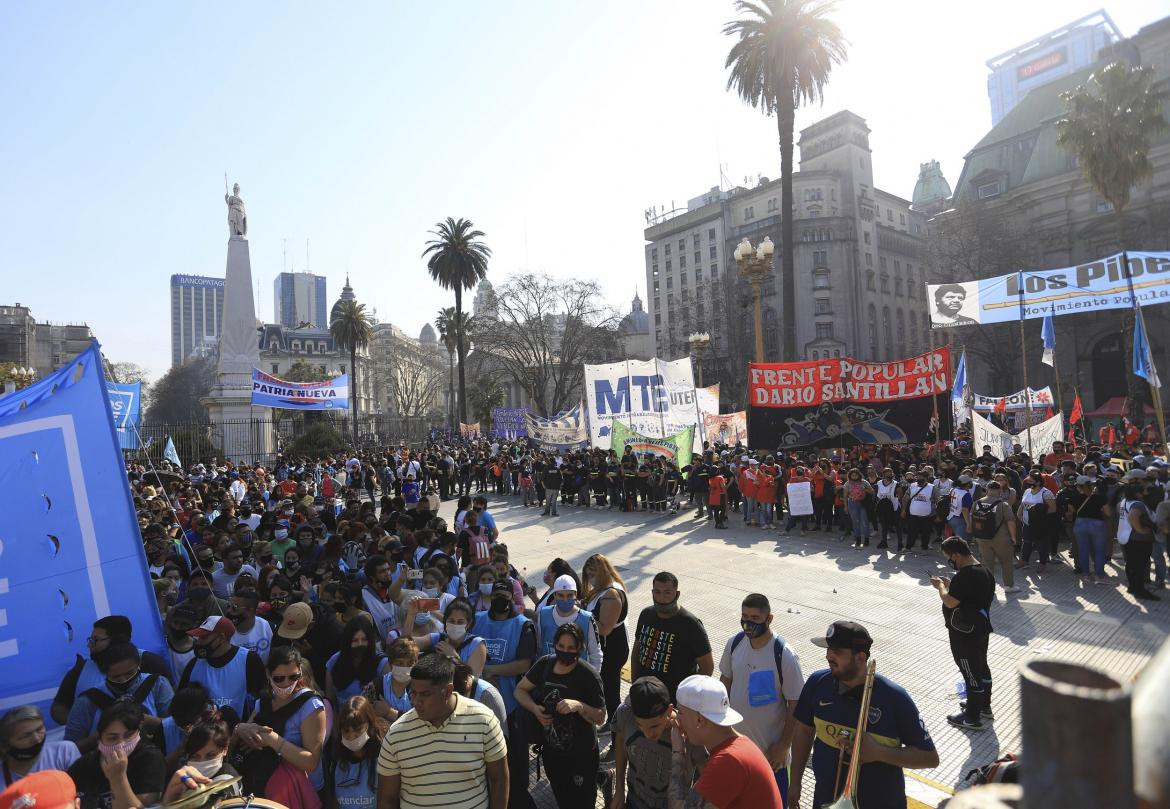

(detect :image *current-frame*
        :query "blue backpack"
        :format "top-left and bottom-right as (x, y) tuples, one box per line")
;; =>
(729, 632), (786, 690)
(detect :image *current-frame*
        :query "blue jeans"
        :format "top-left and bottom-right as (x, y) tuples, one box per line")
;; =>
(775, 765), (789, 806)
(948, 515), (970, 541)
(1154, 539), (1167, 584)
(759, 502), (774, 526)
(1074, 518), (1108, 577)
(847, 500), (870, 539)
(743, 497), (756, 523)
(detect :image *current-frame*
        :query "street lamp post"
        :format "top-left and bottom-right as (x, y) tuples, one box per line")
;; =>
(687, 332), (711, 387)
(734, 236), (775, 362)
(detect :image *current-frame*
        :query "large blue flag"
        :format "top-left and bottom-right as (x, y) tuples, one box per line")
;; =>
(1133, 311), (1161, 389)
(1041, 308), (1056, 367)
(0, 341), (163, 718)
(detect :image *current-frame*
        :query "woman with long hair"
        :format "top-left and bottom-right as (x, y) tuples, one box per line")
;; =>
(526, 558), (579, 615)
(325, 616), (388, 707)
(580, 553), (629, 722)
(328, 696), (387, 809)
(404, 599), (487, 676)
(170, 720), (241, 807)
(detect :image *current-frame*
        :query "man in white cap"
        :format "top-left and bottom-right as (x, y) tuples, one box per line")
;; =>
(667, 674), (781, 809)
(535, 575), (602, 670)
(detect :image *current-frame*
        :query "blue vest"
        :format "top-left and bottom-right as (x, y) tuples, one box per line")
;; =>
(333, 758), (377, 809)
(380, 674), (413, 715)
(327, 653), (387, 703)
(160, 716), (185, 756)
(537, 605), (594, 659)
(189, 648), (251, 718)
(427, 633), (486, 666)
(475, 611), (530, 715)
(74, 658), (105, 698)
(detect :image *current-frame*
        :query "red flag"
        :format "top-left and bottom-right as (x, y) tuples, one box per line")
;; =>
(1070, 394), (1083, 425)
(993, 397), (1007, 415)
(1046, 406), (1054, 420)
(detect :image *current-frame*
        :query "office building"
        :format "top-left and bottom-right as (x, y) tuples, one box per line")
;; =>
(985, 10), (1121, 125)
(0, 303), (94, 379)
(170, 274), (225, 367)
(274, 271), (328, 329)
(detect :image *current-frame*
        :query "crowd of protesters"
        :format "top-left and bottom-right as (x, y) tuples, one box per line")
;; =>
(1, 429), (1166, 809)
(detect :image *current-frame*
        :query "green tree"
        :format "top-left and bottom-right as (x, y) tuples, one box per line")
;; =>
(470, 374), (503, 428)
(283, 358), (331, 383)
(724, 0), (847, 361)
(423, 217), (491, 425)
(1057, 61), (1169, 422)
(329, 299), (374, 444)
(435, 306), (472, 431)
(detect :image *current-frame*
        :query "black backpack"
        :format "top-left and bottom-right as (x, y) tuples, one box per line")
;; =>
(970, 500), (1003, 540)
(230, 692), (316, 796)
(81, 674), (161, 713)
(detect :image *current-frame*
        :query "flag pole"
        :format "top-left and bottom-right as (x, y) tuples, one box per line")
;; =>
(1121, 251), (1168, 451)
(1073, 386), (1089, 448)
(1017, 271), (1034, 457)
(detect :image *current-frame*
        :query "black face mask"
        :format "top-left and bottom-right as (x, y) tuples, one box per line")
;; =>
(554, 649), (578, 666)
(227, 610), (245, 626)
(490, 595), (512, 614)
(189, 587), (212, 602)
(7, 738), (45, 761)
(106, 675), (137, 695)
(193, 643), (214, 660)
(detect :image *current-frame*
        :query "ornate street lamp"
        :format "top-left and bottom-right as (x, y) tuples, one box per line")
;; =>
(687, 332), (711, 387)
(734, 236), (774, 362)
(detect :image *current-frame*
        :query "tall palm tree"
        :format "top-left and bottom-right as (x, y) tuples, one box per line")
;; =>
(434, 306), (471, 431)
(329, 298), (374, 445)
(724, 0), (846, 361)
(1057, 61), (1169, 422)
(423, 217), (490, 425)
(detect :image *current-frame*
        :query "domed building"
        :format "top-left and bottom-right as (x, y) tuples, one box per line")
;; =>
(419, 322), (438, 345)
(618, 290), (653, 360)
(473, 278), (498, 319)
(911, 160), (953, 216)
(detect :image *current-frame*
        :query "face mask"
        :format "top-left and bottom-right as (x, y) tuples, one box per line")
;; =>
(275, 529), (288, 540)
(271, 680), (298, 698)
(555, 599), (576, 615)
(490, 595), (512, 614)
(445, 623), (467, 642)
(165, 591), (179, 606)
(7, 738), (45, 761)
(422, 588), (439, 598)
(341, 731), (369, 752)
(654, 596), (680, 617)
(189, 586), (212, 602)
(97, 733), (140, 757)
(193, 643), (213, 660)
(391, 665), (413, 684)
(478, 582), (493, 597)
(741, 619), (767, 638)
(187, 755), (224, 778)
(554, 649), (578, 666)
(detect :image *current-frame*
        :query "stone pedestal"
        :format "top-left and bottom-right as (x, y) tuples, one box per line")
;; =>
(202, 236), (273, 464)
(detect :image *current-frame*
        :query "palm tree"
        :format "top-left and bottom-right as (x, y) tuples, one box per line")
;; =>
(423, 217), (490, 425)
(1057, 61), (1169, 422)
(434, 306), (471, 431)
(724, 0), (846, 361)
(329, 298), (374, 445)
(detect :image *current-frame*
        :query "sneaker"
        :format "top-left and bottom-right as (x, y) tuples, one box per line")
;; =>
(947, 712), (987, 731)
(1134, 590), (1162, 601)
(959, 701), (995, 721)
(1003, 585), (1021, 594)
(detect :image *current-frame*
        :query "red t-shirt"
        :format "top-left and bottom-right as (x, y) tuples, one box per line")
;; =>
(708, 475), (727, 506)
(696, 735), (782, 809)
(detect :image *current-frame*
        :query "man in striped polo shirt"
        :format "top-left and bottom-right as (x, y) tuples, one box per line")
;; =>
(376, 655), (509, 809)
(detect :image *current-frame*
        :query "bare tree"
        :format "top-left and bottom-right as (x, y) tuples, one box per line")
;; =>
(691, 272), (754, 410)
(471, 274), (620, 417)
(371, 333), (445, 426)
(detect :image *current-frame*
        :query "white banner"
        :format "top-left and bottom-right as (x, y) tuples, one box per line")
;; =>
(972, 386), (1054, 412)
(972, 410), (1065, 458)
(584, 358), (704, 451)
(787, 481), (814, 516)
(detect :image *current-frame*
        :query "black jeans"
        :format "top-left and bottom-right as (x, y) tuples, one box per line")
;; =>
(1124, 539), (1154, 593)
(950, 630), (992, 719)
(906, 515), (933, 550)
(599, 626), (630, 721)
(506, 711), (538, 809)
(542, 746), (600, 809)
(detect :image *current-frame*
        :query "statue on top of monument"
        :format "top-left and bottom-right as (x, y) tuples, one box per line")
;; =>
(225, 181), (247, 238)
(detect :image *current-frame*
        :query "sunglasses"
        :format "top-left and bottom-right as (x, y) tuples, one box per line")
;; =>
(270, 674), (299, 684)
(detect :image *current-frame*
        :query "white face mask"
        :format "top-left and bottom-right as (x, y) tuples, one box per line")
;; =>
(445, 623), (467, 642)
(340, 731), (369, 751)
(391, 665), (413, 684)
(188, 755), (224, 778)
(271, 679), (298, 698)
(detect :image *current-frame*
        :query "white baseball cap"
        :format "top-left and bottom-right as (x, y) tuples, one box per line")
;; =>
(551, 574), (577, 594)
(676, 674), (743, 727)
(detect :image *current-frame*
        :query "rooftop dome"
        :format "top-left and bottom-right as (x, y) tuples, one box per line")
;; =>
(618, 290), (649, 336)
(477, 278), (493, 290)
(911, 160), (953, 209)
(329, 274), (356, 323)
(419, 323), (437, 343)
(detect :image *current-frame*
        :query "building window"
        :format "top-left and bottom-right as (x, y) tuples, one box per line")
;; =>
(744, 205), (755, 221)
(271, 364), (279, 374)
(813, 250), (827, 267)
(710, 263), (718, 276)
(666, 259), (672, 271)
(708, 227), (716, 240)
(651, 247), (658, 260)
(680, 254), (687, 268)
(694, 251), (701, 264)
(977, 181), (1002, 199)
(652, 263), (659, 275)
(665, 243), (672, 255)
(666, 277), (674, 289)
(895, 276), (903, 296)
(693, 234), (700, 248)
(879, 256), (887, 271)
(809, 210), (820, 218)
(909, 311), (918, 352)
(880, 273), (890, 293)
(306, 344), (313, 354)
(681, 273), (688, 286)
(896, 310), (906, 356)
(678, 238), (685, 251)
(868, 305), (878, 357)
(887, 208), (893, 221)
(899, 213), (906, 225)
(882, 307), (892, 357)
(708, 245), (717, 260)
(815, 299), (831, 314)
(816, 322), (834, 339)
(655, 313), (661, 325)
(863, 231), (871, 245)
(811, 350), (819, 360)
(653, 279), (660, 292)
(866, 270), (875, 290)
(694, 269), (701, 283)
(866, 253), (873, 267)
(813, 269), (830, 290)
(767, 198), (778, 212)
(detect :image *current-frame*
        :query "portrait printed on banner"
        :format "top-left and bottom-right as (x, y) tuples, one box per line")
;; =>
(931, 281), (980, 327)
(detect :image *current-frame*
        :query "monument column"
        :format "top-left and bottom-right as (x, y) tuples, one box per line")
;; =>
(202, 182), (273, 463)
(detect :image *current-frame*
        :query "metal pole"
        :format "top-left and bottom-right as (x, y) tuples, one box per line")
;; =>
(1121, 251), (1168, 450)
(1020, 659), (1133, 809)
(752, 275), (764, 363)
(1017, 271), (1034, 457)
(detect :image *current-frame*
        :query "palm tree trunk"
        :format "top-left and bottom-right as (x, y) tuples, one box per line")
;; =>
(455, 287), (468, 425)
(448, 351), (455, 433)
(350, 347), (359, 445)
(1117, 208), (1145, 424)
(777, 95), (797, 362)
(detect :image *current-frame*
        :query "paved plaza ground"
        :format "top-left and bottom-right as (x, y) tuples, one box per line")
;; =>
(445, 493), (1168, 808)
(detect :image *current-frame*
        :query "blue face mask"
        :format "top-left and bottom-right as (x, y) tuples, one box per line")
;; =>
(740, 619), (767, 638)
(478, 583), (493, 597)
(555, 598), (576, 615)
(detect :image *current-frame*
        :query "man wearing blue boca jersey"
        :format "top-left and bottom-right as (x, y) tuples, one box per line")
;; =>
(789, 622), (938, 809)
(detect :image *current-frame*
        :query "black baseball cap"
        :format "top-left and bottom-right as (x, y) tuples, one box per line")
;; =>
(629, 676), (671, 719)
(491, 580), (513, 595)
(811, 621), (873, 653)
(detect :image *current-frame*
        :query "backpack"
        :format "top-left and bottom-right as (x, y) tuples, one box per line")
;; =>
(466, 527), (492, 567)
(342, 540), (367, 572)
(81, 674), (161, 713)
(961, 753), (1020, 787)
(970, 500), (1003, 540)
(230, 692), (316, 796)
(728, 632), (786, 692)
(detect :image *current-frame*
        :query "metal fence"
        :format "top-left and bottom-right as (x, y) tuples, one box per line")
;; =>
(130, 414), (432, 466)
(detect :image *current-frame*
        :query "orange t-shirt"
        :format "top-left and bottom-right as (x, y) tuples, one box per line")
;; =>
(708, 475), (727, 506)
(755, 472), (776, 504)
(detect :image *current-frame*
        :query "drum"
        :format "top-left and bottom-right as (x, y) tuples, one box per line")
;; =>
(162, 776), (243, 809)
(213, 798), (288, 809)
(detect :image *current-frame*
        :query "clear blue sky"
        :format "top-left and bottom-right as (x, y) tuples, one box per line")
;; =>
(2, 2), (1165, 381)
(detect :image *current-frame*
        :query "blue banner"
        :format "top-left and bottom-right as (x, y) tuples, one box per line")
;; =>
(106, 381), (142, 451)
(0, 341), (163, 718)
(251, 368), (349, 410)
(492, 407), (529, 438)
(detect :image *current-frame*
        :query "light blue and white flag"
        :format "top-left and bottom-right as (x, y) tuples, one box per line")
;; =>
(164, 436), (181, 468)
(951, 351), (970, 424)
(1133, 311), (1161, 388)
(1041, 308), (1057, 367)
